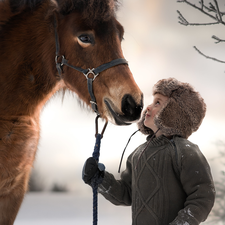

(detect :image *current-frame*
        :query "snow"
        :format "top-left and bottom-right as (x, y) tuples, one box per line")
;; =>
(98, 185), (112, 194)
(187, 208), (194, 218)
(14, 192), (131, 225)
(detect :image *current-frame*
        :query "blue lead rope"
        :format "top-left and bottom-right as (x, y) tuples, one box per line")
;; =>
(92, 133), (101, 161)
(91, 116), (108, 225)
(92, 133), (102, 225)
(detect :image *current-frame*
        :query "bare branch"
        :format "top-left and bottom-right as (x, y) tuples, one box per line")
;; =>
(178, 1), (225, 66)
(177, 10), (220, 25)
(208, 2), (216, 12)
(177, 0), (225, 26)
(203, 2), (225, 16)
(212, 35), (225, 44)
(199, 0), (204, 10)
(179, 0), (219, 21)
(177, 10), (189, 26)
(194, 46), (225, 63)
(213, 0), (222, 22)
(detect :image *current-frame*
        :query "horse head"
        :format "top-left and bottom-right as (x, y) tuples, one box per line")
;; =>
(0, 0), (143, 124)
(55, 0), (143, 125)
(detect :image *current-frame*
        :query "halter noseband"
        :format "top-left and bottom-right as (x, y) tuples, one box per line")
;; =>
(54, 15), (128, 115)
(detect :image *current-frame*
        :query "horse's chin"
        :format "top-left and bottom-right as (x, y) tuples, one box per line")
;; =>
(104, 99), (132, 126)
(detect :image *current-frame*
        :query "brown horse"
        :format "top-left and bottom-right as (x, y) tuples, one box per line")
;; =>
(0, 0), (143, 223)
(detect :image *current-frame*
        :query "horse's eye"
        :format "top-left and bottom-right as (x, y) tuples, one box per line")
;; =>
(78, 35), (92, 43)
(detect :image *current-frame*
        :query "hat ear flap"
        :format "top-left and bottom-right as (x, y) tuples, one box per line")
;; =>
(137, 109), (154, 135)
(154, 98), (192, 138)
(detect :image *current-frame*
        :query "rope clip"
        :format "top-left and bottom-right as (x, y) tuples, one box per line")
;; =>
(95, 115), (108, 138)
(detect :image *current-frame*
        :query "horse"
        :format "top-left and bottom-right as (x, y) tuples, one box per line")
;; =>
(0, 0), (143, 224)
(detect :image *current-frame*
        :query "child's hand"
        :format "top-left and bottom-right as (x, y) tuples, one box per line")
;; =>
(82, 157), (105, 186)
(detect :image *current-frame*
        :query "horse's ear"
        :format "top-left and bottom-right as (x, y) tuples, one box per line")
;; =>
(45, 1), (59, 19)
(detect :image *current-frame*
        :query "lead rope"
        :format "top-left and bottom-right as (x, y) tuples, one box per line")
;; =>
(91, 115), (108, 225)
(118, 128), (160, 173)
(118, 129), (140, 173)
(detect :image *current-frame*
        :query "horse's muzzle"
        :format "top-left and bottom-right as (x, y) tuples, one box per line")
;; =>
(104, 94), (143, 125)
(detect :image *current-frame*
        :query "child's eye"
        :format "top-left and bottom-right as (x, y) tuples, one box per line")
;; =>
(155, 101), (160, 105)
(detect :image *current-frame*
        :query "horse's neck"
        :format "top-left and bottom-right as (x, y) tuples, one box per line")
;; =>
(0, 4), (64, 119)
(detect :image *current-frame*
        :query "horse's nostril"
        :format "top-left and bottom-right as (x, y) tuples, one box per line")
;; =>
(121, 94), (143, 121)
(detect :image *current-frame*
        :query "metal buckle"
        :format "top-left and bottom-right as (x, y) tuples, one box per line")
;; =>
(84, 69), (99, 81)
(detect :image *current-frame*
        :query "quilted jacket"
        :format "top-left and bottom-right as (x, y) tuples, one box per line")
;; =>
(98, 135), (215, 225)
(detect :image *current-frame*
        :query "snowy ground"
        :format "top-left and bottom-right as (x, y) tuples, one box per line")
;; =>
(14, 192), (131, 225)
(14, 192), (221, 225)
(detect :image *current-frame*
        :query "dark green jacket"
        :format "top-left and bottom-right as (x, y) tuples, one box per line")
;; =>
(98, 135), (215, 225)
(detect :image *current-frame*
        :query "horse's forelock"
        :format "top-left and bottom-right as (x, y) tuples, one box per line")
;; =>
(58, 0), (120, 24)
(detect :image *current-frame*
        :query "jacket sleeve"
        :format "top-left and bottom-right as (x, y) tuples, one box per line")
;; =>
(170, 139), (216, 225)
(98, 154), (132, 206)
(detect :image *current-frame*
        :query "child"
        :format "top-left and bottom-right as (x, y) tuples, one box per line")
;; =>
(82, 78), (215, 225)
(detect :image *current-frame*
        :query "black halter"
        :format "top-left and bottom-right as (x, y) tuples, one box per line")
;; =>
(53, 15), (128, 115)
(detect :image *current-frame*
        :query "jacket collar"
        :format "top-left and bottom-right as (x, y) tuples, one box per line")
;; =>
(146, 134), (180, 147)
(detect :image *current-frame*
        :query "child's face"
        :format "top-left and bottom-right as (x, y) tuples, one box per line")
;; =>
(144, 94), (169, 134)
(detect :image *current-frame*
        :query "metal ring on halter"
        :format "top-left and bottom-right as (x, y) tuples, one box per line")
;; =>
(55, 55), (65, 66)
(83, 69), (99, 80)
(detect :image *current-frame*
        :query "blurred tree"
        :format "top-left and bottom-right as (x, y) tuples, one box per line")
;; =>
(51, 183), (68, 192)
(28, 168), (45, 192)
(177, 0), (225, 63)
(207, 141), (225, 225)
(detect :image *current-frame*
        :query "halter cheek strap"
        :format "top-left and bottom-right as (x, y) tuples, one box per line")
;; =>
(61, 57), (128, 115)
(54, 14), (128, 115)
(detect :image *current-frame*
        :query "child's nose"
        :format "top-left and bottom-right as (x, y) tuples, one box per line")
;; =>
(147, 105), (152, 111)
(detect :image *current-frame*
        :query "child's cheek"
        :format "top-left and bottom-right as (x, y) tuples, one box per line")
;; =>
(151, 111), (157, 118)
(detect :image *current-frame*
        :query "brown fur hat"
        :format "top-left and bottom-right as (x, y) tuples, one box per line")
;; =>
(137, 78), (206, 138)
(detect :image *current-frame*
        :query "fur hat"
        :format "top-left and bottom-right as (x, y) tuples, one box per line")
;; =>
(137, 78), (206, 139)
